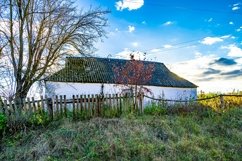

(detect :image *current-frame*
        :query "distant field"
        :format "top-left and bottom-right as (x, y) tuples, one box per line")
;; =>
(0, 107), (241, 161)
(198, 92), (242, 111)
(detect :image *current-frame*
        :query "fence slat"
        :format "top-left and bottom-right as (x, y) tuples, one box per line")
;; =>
(91, 94), (95, 116)
(140, 93), (144, 114)
(84, 95), (87, 112)
(72, 95), (76, 119)
(60, 95), (63, 117)
(109, 94), (112, 109)
(0, 98), (3, 114)
(80, 95), (83, 113)
(32, 97), (36, 113)
(76, 95), (79, 113)
(220, 95), (224, 109)
(112, 94), (116, 110)
(47, 98), (53, 121)
(0, 98), (4, 114)
(4, 100), (8, 116)
(116, 94), (119, 112)
(88, 95), (91, 116)
(40, 96), (44, 113)
(27, 97), (31, 114)
(37, 99), (41, 111)
(64, 95), (67, 118)
(13, 99), (19, 117)
(119, 94), (122, 114)
(55, 96), (59, 118)
(95, 94), (99, 116)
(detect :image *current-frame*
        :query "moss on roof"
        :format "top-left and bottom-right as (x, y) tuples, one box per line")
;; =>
(46, 57), (197, 88)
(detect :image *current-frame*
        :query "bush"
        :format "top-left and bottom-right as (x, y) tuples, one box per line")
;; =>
(101, 105), (120, 118)
(0, 113), (7, 139)
(0, 112), (7, 131)
(144, 103), (166, 115)
(29, 111), (48, 126)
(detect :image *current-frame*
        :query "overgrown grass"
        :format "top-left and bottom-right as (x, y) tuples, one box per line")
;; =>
(0, 107), (241, 161)
(198, 91), (242, 111)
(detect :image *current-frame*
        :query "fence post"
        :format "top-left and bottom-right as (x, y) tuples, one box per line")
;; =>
(80, 95), (83, 113)
(92, 94), (95, 116)
(220, 95), (224, 110)
(40, 96), (44, 114)
(3, 100), (8, 117)
(0, 97), (5, 114)
(140, 92), (144, 114)
(32, 97), (36, 112)
(88, 95), (91, 116)
(55, 95), (59, 118)
(119, 94), (122, 114)
(64, 95), (67, 118)
(60, 95), (63, 117)
(47, 98), (53, 121)
(76, 95), (79, 113)
(72, 95), (76, 120)
(97, 95), (100, 117)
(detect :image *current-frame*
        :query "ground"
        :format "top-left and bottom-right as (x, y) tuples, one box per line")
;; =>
(0, 108), (241, 161)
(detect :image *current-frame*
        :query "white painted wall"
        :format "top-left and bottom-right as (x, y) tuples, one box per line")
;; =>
(45, 82), (197, 101)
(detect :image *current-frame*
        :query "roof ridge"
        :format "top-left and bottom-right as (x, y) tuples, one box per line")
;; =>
(65, 56), (164, 65)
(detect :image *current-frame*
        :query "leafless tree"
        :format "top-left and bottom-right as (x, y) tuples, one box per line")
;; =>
(0, 0), (109, 103)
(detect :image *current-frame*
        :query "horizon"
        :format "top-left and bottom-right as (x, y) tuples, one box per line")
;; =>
(78, 0), (242, 93)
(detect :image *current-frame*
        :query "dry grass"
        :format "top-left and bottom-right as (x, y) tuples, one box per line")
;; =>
(0, 107), (241, 161)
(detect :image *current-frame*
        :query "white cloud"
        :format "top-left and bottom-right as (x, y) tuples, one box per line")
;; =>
(132, 42), (139, 47)
(115, 48), (146, 60)
(208, 18), (213, 22)
(236, 28), (241, 32)
(201, 37), (223, 45)
(115, 0), (144, 11)
(229, 21), (234, 25)
(201, 35), (230, 45)
(232, 6), (240, 10)
(149, 45), (172, 52)
(232, 3), (240, 11)
(220, 35), (231, 39)
(128, 25), (135, 33)
(171, 54), (242, 92)
(141, 21), (146, 24)
(163, 44), (173, 49)
(162, 21), (174, 26)
(150, 48), (162, 53)
(194, 51), (202, 58)
(222, 44), (242, 57)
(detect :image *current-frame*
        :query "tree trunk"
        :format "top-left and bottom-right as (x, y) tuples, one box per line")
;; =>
(14, 85), (30, 109)
(134, 84), (138, 111)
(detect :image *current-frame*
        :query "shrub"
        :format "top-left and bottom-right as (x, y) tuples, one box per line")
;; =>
(0, 113), (7, 130)
(144, 103), (166, 115)
(0, 113), (7, 139)
(101, 105), (120, 118)
(29, 111), (48, 126)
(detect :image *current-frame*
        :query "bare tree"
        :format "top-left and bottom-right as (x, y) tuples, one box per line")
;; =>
(0, 0), (109, 103)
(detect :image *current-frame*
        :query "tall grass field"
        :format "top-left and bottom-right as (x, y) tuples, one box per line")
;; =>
(0, 106), (241, 161)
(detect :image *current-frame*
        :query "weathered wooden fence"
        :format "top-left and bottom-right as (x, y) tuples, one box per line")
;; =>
(0, 94), (144, 121)
(144, 94), (242, 110)
(1, 93), (242, 121)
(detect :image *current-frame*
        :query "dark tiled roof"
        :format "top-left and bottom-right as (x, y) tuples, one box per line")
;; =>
(46, 57), (197, 88)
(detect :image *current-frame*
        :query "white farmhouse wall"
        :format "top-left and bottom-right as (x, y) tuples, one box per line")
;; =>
(45, 82), (197, 101)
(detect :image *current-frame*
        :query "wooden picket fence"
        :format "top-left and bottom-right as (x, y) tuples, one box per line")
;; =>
(1, 93), (242, 122)
(0, 94), (144, 121)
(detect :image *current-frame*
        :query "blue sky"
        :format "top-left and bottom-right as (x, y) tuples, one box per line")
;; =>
(79, 0), (242, 92)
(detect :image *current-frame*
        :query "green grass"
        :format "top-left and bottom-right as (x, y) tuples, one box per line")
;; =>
(0, 107), (241, 161)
